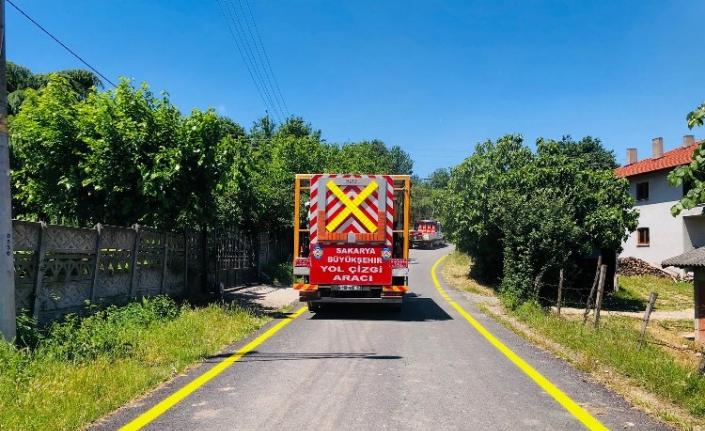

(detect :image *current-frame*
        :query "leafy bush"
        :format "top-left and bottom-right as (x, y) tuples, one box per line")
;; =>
(441, 135), (637, 303)
(260, 261), (293, 286)
(38, 296), (180, 364)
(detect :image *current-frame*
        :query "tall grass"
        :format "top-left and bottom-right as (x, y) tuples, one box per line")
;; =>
(618, 275), (693, 311)
(0, 297), (267, 431)
(511, 301), (705, 419)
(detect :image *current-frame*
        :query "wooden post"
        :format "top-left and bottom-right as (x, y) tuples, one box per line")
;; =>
(594, 264), (607, 329)
(638, 292), (658, 350)
(556, 268), (564, 316)
(613, 253), (619, 293)
(89, 224), (102, 304)
(698, 351), (705, 376)
(129, 224), (141, 298)
(582, 256), (602, 326)
(159, 231), (169, 295)
(694, 276), (705, 343)
(31, 222), (48, 322)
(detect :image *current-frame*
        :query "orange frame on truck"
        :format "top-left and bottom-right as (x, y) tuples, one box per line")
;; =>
(292, 174), (411, 312)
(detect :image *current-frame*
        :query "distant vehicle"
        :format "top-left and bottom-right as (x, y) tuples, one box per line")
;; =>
(292, 174), (412, 312)
(410, 219), (444, 248)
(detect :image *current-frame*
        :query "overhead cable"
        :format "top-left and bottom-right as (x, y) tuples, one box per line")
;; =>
(240, 0), (289, 118)
(216, 0), (276, 122)
(217, 0), (286, 124)
(219, 0), (283, 123)
(7, 0), (116, 88)
(226, 0), (283, 123)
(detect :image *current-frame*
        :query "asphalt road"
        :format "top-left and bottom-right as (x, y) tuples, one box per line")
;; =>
(93, 247), (673, 431)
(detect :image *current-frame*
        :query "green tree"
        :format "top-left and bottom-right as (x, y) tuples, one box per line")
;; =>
(551, 135), (618, 170)
(440, 135), (637, 299)
(11, 76), (246, 230)
(500, 139), (636, 300)
(10, 75), (84, 223)
(76, 78), (183, 227)
(668, 101), (705, 216)
(6, 62), (101, 116)
(427, 167), (450, 189)
(275, 116), (321, 140)
(410, 168), (449, 222)
(440, 135), (532, 283)
(388, 145), (414, 175)
(332, 140), (413, 175)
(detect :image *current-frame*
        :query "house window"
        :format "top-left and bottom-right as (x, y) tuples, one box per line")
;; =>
(637, 228), (650, 246)
(636, 182), (649, 201)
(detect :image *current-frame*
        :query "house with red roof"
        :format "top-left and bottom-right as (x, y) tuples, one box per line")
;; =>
(614, 135), (704, 273)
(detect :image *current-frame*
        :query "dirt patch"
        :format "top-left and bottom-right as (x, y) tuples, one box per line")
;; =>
(223, 284), (299, 313)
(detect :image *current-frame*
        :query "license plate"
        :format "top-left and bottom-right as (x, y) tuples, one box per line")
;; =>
(336, 285), (362, 291)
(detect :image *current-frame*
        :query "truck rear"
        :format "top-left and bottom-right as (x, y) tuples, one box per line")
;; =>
(293, 174), (411, 311)
(410, 219), (445, 248)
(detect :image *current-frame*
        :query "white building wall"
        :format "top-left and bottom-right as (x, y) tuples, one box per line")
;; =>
(684, 216), (705, 250)
(620, 170), (704, 269)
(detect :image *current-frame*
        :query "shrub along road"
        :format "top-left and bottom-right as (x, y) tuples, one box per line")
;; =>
(91, 247), (672, 430)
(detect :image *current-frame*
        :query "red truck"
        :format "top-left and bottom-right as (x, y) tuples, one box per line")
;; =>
(292, 174), (411, 311)
(410, 219), (445, 249)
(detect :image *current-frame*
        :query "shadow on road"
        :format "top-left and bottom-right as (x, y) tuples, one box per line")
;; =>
(310, 293), (453, 322)
(204, 351), (402, 363)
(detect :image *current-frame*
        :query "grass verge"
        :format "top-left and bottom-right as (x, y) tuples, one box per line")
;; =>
(442, 251), (705, 430)
(618, 275), (693, 311)
(0, 297), (268, 431)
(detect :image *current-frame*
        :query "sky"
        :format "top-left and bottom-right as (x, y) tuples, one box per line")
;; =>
(6, 0), (705, 178)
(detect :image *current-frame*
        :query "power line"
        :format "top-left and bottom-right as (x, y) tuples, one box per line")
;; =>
(240, 0), (289, 118)
(7, 0), (116, 88)
(236, 0), (286, 120)
(217, 0), (287, 124)
(216, 0), (275, 121)
(219, 0), (284, 124)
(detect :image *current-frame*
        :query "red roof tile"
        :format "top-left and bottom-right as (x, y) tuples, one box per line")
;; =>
(614, 140), (702, 178)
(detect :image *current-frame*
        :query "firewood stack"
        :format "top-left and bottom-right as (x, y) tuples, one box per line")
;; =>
(617, 257), (676, 279)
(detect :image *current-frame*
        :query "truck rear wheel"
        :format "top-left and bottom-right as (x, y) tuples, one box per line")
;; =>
(308, 302), (320, 312)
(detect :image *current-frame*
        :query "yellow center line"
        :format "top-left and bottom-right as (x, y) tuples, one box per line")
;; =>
(431, 255), (608, 431)
(120, 306), (308, 431)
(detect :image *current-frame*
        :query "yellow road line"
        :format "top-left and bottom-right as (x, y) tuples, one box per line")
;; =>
(120, 306), (308, 431)
(431, 255), (608, 431)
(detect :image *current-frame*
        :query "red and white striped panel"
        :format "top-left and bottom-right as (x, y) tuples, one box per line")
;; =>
(386, 175), (393, 246)
(309, 174), (393, 246)
(309, 174), (321, 245)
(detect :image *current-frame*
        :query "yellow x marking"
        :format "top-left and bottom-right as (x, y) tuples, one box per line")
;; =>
(326, 180), (378, 233)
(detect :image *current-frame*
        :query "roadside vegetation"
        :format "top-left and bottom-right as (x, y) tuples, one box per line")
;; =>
(442, 251), (705, 430)
(0, 297), (267, 431)
(3, 62), (423, 430)
(8, 62), (414, 233)
(439, 134), (637, 303)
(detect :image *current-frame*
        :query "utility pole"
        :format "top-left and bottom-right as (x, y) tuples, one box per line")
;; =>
(0, 0), (16, 343)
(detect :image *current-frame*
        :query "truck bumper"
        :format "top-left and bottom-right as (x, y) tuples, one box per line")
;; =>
(300, 297), (403, 305)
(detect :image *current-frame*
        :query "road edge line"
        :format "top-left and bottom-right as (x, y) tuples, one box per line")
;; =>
(431, 255), (608, 431)
(120, 306), (308, 431)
